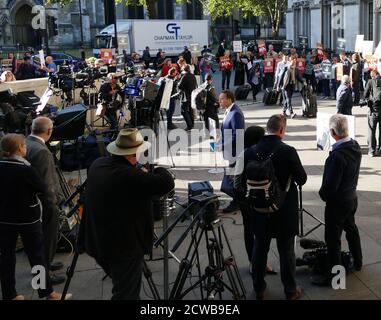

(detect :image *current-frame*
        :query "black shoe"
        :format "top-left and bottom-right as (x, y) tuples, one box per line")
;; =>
(50, 273), (66, 285)
(311, 276), (332, 287)
(50, 261), (64, 272)
(354, 262), (362, 271)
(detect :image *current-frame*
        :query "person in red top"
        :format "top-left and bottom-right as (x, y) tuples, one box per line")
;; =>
(219, 50), (233, 90)
(161, 58), (173, 77)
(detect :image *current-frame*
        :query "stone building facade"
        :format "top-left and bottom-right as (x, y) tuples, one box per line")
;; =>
(0, 0), (104, 49)
(286, 0), (381, 52)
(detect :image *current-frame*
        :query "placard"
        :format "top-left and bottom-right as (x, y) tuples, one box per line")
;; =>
(375, 41), (381, 59)
(298, 35), (308, 49)
(264, 58), (275, 73)
(313, 63), (323, 80)
(233, 41), (243, 53)
(283, 40), (292, 51)
(336, 62), (344, 81)
(39, 50), (45, 68)
(1, 59), (12, 72)
(355, 35), (364, 53)
(100, 49), (113, 63)
(321, 61), (333, 79)
(337, 38), (346, 52)
(296, 58), (306, 75)
(317, 112), (356, 151)
(362, 40), (374, 57)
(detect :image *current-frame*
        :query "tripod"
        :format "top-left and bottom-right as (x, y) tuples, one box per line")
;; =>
(155, 194), (246, 300)
(298, 185), (325, 237)
(159, 109), (175, 168)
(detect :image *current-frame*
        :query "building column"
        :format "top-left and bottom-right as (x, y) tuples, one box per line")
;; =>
(310, 6), (322, 47)
(374, 3), (381, 45)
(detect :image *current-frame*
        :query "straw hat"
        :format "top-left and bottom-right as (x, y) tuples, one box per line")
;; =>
(106, 128), (151, 156)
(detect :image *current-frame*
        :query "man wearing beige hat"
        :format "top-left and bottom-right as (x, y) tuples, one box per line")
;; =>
(83, 128), (175, 300)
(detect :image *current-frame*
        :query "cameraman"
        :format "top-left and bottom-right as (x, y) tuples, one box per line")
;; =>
(364, 70), (381, 157)
(178, 64), (198, 131)
(83, 128), (175, 300)
(98, 73), (125, 129)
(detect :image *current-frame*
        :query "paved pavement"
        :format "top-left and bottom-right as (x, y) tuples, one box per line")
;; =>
(5, 72), (381, 300)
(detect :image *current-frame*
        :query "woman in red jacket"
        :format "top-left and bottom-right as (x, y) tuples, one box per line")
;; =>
(219, 50), (233, 90)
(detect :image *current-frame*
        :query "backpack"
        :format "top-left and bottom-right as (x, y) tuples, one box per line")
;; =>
(191, 85), (207, 110)
(245, 145), (291, 213)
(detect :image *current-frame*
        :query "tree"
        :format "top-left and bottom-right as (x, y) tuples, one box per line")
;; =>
(200, 0), (287, 38)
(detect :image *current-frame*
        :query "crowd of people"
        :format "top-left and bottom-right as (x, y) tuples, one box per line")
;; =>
(0, 41), (379, 301)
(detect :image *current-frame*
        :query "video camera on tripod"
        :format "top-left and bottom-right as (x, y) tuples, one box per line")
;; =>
(296, 238), (354, 275)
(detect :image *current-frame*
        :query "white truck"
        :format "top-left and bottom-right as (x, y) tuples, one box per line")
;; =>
(94, 19), (210, 57)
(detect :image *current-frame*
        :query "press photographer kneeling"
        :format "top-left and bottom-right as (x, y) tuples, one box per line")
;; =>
(83, 128), (175, 300)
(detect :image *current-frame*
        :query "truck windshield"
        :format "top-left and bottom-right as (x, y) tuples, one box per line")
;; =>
(95, 35), (112, 49)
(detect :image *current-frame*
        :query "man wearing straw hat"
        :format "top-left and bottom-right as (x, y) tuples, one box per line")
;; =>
(84, 128), (175, 300)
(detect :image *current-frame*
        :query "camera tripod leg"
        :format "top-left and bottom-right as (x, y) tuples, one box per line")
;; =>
(159, 109), (175, 168)
(170, 224), (204, 300)
(142, 261), (161, 300)
(210, 226), (246, 300)
(61, 249), (80, 300)
(298, 186), (325, 238)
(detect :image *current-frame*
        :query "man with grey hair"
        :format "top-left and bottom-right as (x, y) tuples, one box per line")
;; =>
(26, 116), (66, 285)
(336, 75), (353, 115)
(314, 114), (363, 286)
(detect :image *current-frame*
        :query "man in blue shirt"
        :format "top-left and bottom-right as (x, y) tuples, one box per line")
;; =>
(43, 56), (57, 76)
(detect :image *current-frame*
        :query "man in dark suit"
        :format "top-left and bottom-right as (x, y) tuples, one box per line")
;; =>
(314, 114), (363, 286)
(219, 90), (245, 213)
(234, 114), (307, 300)
(84, 128), (175, 300)
(336, 75), (353, 115)
(26, 117), (65, 285)
(178, 64), (198, 131)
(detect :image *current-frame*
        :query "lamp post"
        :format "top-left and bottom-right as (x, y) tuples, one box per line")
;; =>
(44, 1), (51, 55)
(78, 0), (85, 59)
(112, 0), (119, 54)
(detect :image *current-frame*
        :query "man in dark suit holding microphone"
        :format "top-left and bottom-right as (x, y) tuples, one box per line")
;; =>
(219, 90), (245, 213)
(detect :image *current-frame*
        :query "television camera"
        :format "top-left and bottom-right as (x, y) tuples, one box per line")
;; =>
(296, 238), (354, 275)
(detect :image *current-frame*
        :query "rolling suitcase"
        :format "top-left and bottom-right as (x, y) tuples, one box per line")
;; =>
(234, 84), (251, 100)
(262, 88), (279, 105)
(301, 85), (317, 118)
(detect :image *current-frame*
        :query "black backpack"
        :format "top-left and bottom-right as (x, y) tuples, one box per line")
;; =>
(245, 145), (290, 213)
(192, 86), (207, 111)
